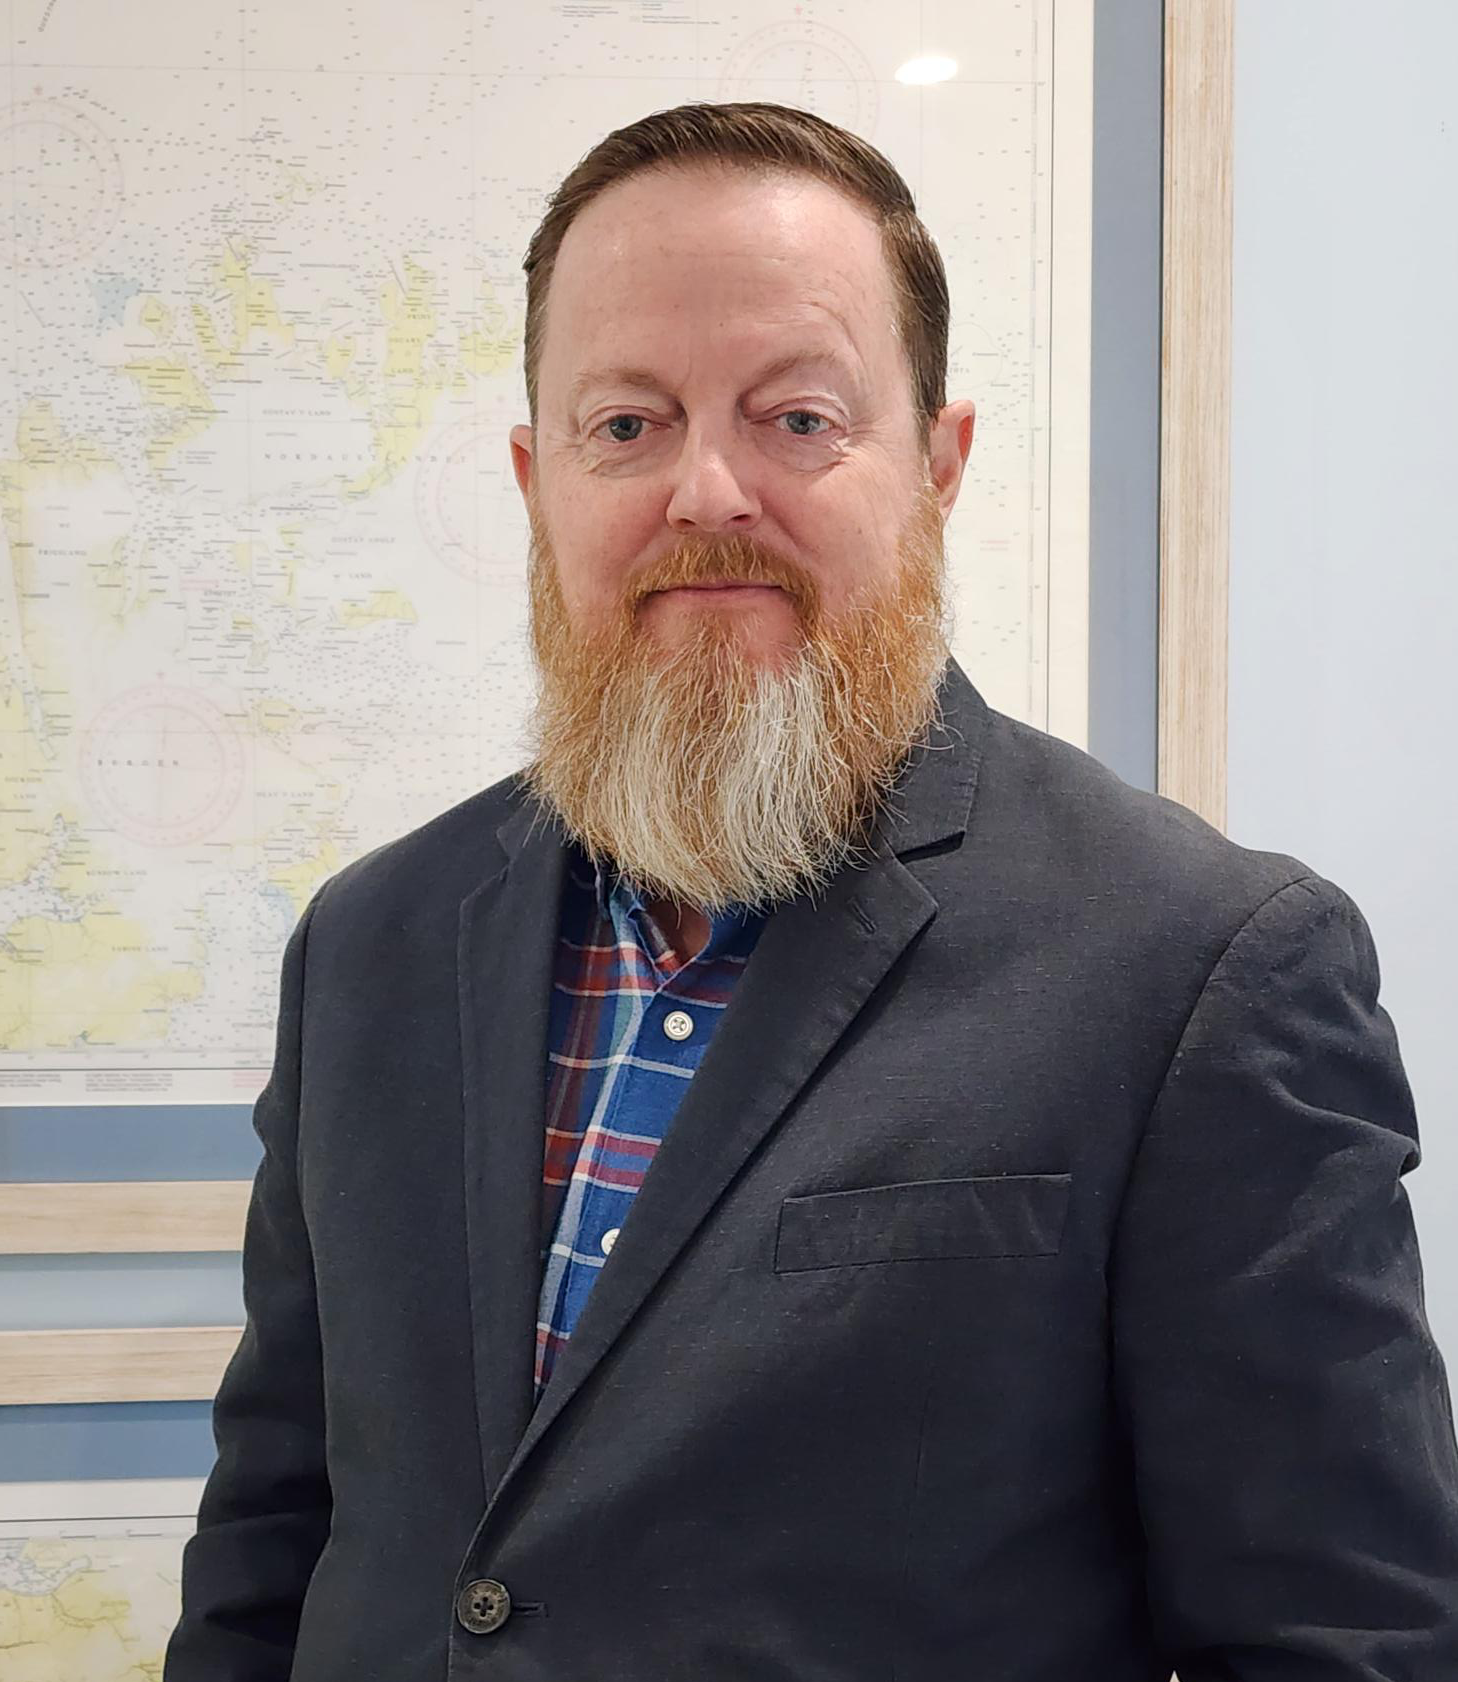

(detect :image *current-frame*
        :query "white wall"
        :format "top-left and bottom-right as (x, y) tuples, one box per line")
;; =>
(1229, 0), (1458, 1361)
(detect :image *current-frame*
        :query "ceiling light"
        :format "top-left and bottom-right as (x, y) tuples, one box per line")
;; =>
(895, 55), (958, 86)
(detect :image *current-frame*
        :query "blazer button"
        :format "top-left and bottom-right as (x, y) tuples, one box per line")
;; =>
(456, 1577), (512, 1634)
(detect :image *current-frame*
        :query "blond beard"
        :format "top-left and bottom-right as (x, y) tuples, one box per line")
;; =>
(520, 476), (952, 915)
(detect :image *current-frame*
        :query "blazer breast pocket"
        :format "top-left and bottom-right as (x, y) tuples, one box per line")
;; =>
(773, 1172), (1072, 1273)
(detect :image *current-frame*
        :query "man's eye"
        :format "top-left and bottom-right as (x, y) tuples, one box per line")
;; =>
(599, 414), (646, 444)
(778, 410), (831, 437)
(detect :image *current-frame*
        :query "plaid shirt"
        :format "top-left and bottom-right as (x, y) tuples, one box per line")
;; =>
(535, 844), (768, 1399)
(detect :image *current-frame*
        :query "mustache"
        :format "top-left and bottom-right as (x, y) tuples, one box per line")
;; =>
(627, 533), (820, 619)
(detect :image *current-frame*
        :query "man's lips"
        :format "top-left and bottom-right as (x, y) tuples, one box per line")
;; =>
(653, 581), (784, 593)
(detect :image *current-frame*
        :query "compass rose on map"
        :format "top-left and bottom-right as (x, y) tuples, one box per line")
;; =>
(718, 21), (880, 138)
(79, 685), (245, 848)
(0, 97), (125, 270)
(414, 408), (529, 586)
(950, 319), (1006, 392)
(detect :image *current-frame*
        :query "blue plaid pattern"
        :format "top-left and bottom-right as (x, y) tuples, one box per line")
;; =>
(535, 846), (767, 1399)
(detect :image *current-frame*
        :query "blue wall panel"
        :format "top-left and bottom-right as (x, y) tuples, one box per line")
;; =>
(1, 1106), (258, 1482)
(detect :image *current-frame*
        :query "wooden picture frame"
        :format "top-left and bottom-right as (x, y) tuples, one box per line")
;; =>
(1158, 0), (1235, 831)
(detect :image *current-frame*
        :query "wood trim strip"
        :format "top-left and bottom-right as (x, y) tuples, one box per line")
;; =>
(1158, 0), (1234, 829)
(0, 1326), (243, 1404)
(0, 1180), (250, 1254)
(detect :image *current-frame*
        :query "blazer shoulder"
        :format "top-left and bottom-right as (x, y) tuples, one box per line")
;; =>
(975, 707), (1326, 932)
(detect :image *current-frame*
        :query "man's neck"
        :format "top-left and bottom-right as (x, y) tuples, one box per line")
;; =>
(644, 897), (711, 965)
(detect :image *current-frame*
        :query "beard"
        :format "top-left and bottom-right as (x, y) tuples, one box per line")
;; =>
(519, 474), (952, 916)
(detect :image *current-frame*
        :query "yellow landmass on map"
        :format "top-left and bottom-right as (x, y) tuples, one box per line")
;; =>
(273, 161), (323, 208)
(121, 359), (210, 410)
(117, 241), (298, 472)
(383, 256), (435, 379)
(241, 524), (310, 606)
(459, 279), (518, 377)
(91, 538), (164, 624)
(188, 297), (242, 376)
(342, 256), (450, 496)
(1, 400), (115, 517)
(138, 294), (174, 342)
(0, 792), (94, 914)
(337, 587), (417, 628)
(120, 356), (217, 471)
(250, 696), (298, 734)
(323, 330), (357, 380)
(0, 1537), (182, 1682)
(0, 911), (204, 1052)
(0, 400), (137, 682)
(185, 241), (297, 377)
(219, 244), (295, 353)
(43, 825), (96, 906)
(272, 840), (344, 918)
(0, 688), (53, 883)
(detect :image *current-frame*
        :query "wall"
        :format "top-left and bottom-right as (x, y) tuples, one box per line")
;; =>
(1228, 0), (1457, 1361)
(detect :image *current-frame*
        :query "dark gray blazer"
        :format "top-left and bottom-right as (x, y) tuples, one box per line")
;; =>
(165, 657), (1458, 1681)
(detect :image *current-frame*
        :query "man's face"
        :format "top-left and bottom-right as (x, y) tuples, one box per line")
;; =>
(508, 162), (975, 912)
(510, 164), (974, 665)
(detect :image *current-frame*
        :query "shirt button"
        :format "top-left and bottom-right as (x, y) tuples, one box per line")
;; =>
(456, 1577), (512, 1634)
(600, 1227), (620, 1255)
(663, 1009), (694, 1041)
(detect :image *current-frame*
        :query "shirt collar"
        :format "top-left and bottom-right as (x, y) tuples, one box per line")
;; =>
(589, 851), (765, 962)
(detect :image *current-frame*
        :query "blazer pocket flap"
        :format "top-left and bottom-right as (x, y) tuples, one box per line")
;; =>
(774, 1173), (1071, 1273)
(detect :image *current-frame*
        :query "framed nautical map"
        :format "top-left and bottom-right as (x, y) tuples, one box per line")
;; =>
(0, 0), (1097, 1105)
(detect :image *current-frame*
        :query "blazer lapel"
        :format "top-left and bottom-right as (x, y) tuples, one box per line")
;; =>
(457, 798), (569, 1499)
(469, 657), (991, 1520)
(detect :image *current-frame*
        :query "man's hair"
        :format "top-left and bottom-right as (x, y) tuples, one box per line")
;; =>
(521, 101), (949, 448)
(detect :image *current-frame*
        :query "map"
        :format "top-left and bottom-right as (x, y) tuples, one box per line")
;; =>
(0, 1523), (188, 1681)
(0, 0), (1086, 1102)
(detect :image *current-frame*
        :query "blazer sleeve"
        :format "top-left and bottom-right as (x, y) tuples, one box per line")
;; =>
(164, 889), (332, 1682)
(1110, 872), (1458, 1680)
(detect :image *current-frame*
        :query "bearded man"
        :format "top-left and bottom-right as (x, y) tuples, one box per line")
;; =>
(165, 102), (1458, 1682)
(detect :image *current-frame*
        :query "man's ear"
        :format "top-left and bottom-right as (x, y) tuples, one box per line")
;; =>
(926, 399), (976, 520)
(509, 423), (535, 504)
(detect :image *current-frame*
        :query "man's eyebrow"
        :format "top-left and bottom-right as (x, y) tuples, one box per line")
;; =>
(566, 349), (858, 409)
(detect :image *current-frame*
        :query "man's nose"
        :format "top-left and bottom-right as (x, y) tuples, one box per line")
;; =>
(664, 422), (761, 533)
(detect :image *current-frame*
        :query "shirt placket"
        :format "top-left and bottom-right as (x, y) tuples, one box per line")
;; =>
(578, 893), (721, 1246)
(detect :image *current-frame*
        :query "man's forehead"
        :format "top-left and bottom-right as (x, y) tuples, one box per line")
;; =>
(543, 168), (899, 389)
(562, 163), (883, 267)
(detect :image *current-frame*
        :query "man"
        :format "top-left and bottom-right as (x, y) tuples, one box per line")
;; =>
(165, 101), (1458, 1681)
